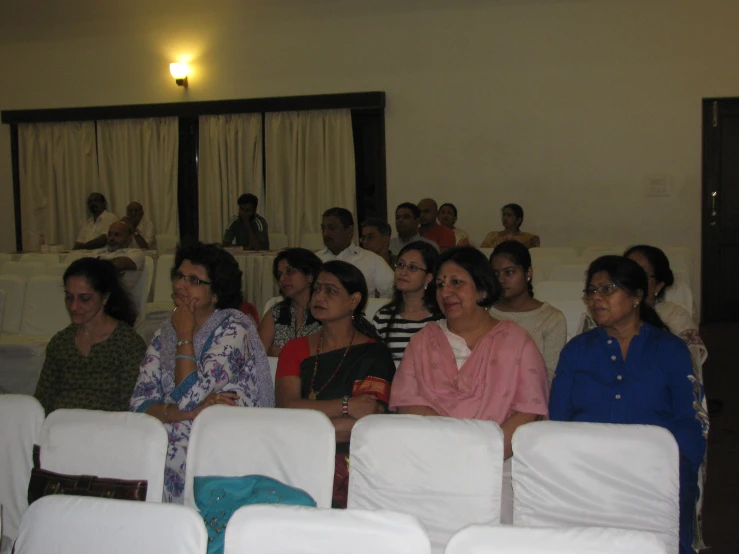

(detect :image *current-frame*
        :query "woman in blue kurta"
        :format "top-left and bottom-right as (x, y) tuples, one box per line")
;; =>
(549, 255), (707, 554)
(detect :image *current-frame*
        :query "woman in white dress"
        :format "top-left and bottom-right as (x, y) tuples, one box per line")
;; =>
(489, 240), (567, 381)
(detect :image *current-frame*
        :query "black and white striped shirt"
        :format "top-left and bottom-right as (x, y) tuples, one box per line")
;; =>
(372, 306), (442, 363)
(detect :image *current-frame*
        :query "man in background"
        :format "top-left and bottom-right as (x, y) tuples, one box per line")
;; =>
(122, 201), (157, 250)
(418, 198), (456, 251)
(360, 218), (394, 268)
(94, 221), (145, 291)
(389, 202), (438, 255)
(73, 193), (118, 250)
(223, 193), (270, 250)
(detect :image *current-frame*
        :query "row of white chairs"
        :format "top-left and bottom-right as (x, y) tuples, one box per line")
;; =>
(0, 395), (679, 554)
(14, 496), (668, 554)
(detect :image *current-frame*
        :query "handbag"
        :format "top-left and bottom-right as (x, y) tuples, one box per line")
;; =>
(27, 445), (148, 505)
(194, 474), (316, 554)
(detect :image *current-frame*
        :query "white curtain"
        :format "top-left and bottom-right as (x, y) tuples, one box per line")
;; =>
(264, 109), (356, 247)
(198, 114), (264, 243)
(18, 122), (99, 250)
(96, 118), (179, 236)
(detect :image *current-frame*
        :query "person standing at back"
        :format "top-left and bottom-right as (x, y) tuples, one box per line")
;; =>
(223, 193), (270, 250)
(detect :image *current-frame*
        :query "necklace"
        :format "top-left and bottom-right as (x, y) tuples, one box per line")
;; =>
(308, 329), (356, 400)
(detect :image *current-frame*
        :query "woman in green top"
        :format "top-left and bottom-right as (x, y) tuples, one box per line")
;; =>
(34, 257), (146, 414)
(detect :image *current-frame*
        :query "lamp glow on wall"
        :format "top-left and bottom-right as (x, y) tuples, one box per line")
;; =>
(170, 63), (189, 87)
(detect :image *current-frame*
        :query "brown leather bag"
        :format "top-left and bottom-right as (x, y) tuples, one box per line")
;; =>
(27, 445), (148, 505)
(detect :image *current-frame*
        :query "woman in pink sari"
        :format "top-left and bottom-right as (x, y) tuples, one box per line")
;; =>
(390, 246), (549, 459)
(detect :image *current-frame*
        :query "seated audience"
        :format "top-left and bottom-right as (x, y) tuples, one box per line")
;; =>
(317, 207), (394, 298)
(481, 203), (540, 249)
(122, 201), (157, 250)
(130, 241), (274, 503)
(373, 241), (442, 364)
(360, 218), (393, 267)
(549, 255), (707, 554)
(388, 202), (439, 255)
(93, 221), (145, 290)
(438, 202), (472, 246)
(275, 261), (396, 508)
(223, 193), (270, 250)
(259, 248), (322, 356)
(418, 198), (456, 251)
(489, 241), (566, 381)
(390, 246), (549, 460)
(73, 192), (118, 250)
(34, 258), (146, 414)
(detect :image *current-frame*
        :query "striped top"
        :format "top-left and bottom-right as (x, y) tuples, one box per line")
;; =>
(372, 306), (442, 363)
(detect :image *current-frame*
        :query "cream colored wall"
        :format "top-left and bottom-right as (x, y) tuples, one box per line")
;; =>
(1, 0), (738, 308)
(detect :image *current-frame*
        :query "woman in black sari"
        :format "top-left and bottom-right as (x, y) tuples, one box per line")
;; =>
(275, 260), (395, 507)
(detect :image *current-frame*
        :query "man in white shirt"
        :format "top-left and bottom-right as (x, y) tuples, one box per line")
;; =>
(317, 207), (394, 298)
(73, 192), (119, 250)
(123, 201), (157, 250)
(388, 202), (439, 256)
(93, 221), (145, 291)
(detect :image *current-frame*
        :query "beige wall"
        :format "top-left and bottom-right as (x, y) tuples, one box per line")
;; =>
(1, 0), (738, 306)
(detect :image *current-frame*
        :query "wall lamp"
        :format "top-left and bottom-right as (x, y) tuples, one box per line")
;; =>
(170, 63), (189, 87)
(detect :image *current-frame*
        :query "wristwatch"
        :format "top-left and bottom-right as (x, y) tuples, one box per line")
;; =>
(341, 396), (350, 418)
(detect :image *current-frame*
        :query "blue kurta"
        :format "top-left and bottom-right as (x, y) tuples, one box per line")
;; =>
(549, 323), (708, 554)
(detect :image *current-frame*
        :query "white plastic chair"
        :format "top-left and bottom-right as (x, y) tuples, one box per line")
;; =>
(262, 295), (282, 317)
(580, 246), (625, 263)
(270, 232), (289, 251)
(549, 263), (588, 283)
(533, 247), (579, 263)
(184, 406), (336, 508)
(530, 256), (562, 282)
(225, 505), (431, 554)
(0, 275), (27, 335)
(0, 253), (10, 273)
(156, 233), (178, 253)
(348, 414), (505, 554)
(0, 395), (45, 554)
(1, 262), (45, 281)
(131, 256), (154, 329)
(267, 356), (278, 384)
(151, 254), (174, 305)
(36, 409), (168, 502)
(535, 281), (584, 304)
(364, 298), (388, 321)
(45, 263), (69, 278)
(19, 275), (69, 337)
(300, 233), (324, 252)
(18, 253), (60, 267)
(445, 525), (668, 554)
(14, 495), (207, 554)
(512, 421), (679, 553)
(664, 278), (694, 318)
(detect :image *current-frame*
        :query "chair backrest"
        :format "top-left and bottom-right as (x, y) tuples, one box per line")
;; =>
(580, 245), (625, 263)
(131, 256), (154, 327)
(0, 252), (10, 272)
(535, 280), (584, 304)
(664, 278), (694, 318)
(0, 395), (45, 553)
(262, 295), (282, 316)
(530, 255), (562, 282)
(533, 247), (579, 263)
(184, 406), (336, 508)
(267, 356), (278, 384)
(225, 505), (432, 554)
(37, 409), (168, 502)
(0, 275), (27, 334)
(348, 414), (505, 554)
(270, 232), (289, 251)
(45, 262), (69, 278)
(477, 247), (494, 260)
(62, 250), (93, 264)
(549, 263), (588, 283)
(511, 421), (679, 553)
(445, 525), (668, 554)
(14, 495), (207, 554)
(152, 254), (175, 304)
(1, 261), (45, 280)
(156, 233), (178, 253)
(300, 233), (324, 251)
(20, 275), (70, 337)
(364, 298), (388, 321)
(18, 253), (60, 266)
(543, 298), (588, 340)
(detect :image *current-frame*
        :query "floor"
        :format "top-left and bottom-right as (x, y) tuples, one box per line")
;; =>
(700, 322), (739, 553)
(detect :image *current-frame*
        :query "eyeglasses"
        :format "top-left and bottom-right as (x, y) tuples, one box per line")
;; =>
(171, 270), (212, 286)
(394, 261), (428, 273)
(583, 282), (620, 298)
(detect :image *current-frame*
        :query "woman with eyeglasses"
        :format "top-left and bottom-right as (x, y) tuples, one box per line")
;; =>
(549, 255), (707, 554)
(130, 241), (274, 503)
(258, 248), (323, 356)
(372, 241), (442, 364)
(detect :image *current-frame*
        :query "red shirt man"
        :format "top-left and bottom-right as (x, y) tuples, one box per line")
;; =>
(418, 198), (456, 250)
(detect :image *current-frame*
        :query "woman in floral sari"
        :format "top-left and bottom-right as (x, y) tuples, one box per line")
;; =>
(130, 242), (274, 503)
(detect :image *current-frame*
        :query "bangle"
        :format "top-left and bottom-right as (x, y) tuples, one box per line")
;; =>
(341, 396), (350, 418)
(175, 354), (197, 362)
(176, 339), (192, 347)
(162, 403), (172, 423)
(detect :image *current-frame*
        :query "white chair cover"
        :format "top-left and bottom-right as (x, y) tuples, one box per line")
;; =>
(0, 395), (45, 554)
(532, 247), (579, 263)
(270, 232), (289, 251)
(267, 356), (278, 384)
(131, 256), (154, 328)
(19, 276), (69, 337)
(530, 256), (562, 282)
(1, 262), (45, 281)
(664, 278), (694, 318)
(184, 406), (335, 508)
(0, 275), (27, 335)
(445, 525), (668, 554)
(14, 495), (207, 554)
(225, 505), (431, 554)
(348, 414), (505, 554)
(512, 421), (679, 553)
(156, 233), (178, 253)
(18, 253), (60, 266)
(580, 246), (626, 262)
(262, 295), (282, 317)
(0, 253), (10, 272)
(152, 254), (175, 304)
(535, 281), (584, 304)
(300, 233), (324, 251)
(544, 298), (588, 341)
(45, 263), (69, 278)
(363, 297), (387, 321)
(549, 263), (588, 283)
(37, 409), (168, 502)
